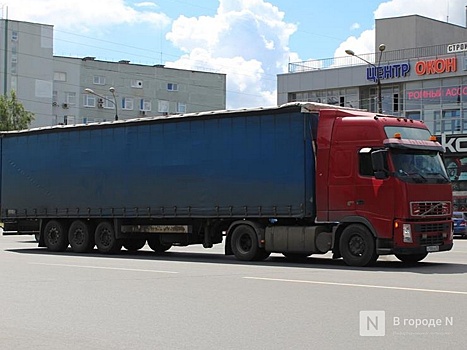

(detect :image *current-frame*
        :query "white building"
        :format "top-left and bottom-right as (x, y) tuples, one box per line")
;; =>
(0, 19), (226, 128)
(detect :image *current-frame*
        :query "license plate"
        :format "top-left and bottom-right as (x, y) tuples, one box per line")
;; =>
(426, 245), (440, 252)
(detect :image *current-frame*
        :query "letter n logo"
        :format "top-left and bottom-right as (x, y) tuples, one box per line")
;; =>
(359, 311), (385, 336)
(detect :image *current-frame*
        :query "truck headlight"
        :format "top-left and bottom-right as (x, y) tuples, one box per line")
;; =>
(403, 224), (413, 243)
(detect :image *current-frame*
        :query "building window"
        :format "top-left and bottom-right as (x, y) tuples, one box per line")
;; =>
(158, 100), (169, 113)
(131, 79), (143, 88)
(93, 75), (106, 85)
(103, 96), (114, 109)
(83, 94), (96, 107)
(54, 72), (67, 82)
(53, 91), (58, 105)
(177, 102), (186, 113)
(140, 99), (152, 111)
(167, 83), (178, 91)
(64, 115), (76, 125)
(122, 97), (134, 110)
(65, 92), (76, 105)
(11, 31), (18, 41)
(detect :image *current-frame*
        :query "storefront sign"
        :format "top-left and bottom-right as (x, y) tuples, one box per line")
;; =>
(438, 134), (467, 154)
(407, 85), (467, 100)
(415, 57), (457, 75)
(366, 63), (410, 82)
(447, 42), (467, 53)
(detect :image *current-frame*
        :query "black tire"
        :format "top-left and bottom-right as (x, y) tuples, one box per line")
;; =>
(395, 253), (428, 263)
(43, 220), (69, 252)
(231, 225), (269, 261)
(123, 239), (147, 252)
(68, 220), (94, 253)
(94, 221), (122, 254)
(147, 236), (172, 253)
(339, 224), (378, 267)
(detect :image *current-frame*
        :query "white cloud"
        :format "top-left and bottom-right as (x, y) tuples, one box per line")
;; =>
(3, 0), (170, 31)
(374, 0), (465, 26)
(333, 29), (375, 61)
(350, 22), (361, 30)
(165, 0), (298, 109)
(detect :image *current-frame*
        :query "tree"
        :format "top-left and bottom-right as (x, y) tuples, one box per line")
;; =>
(0, 91), (34, 131)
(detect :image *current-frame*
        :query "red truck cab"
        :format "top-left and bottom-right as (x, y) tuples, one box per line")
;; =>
(315, 109), (452, 265)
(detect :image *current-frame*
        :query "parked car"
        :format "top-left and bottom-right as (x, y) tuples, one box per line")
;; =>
(452, 212), (467, 238)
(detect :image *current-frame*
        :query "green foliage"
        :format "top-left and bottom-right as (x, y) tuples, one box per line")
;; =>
(0, 91), (34, 131)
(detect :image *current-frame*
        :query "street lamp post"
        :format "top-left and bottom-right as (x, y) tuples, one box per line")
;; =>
(84, 87), (119, 121)
(345, 44), (386, 113)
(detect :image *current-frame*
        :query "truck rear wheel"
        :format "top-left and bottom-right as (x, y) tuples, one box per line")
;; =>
(147, 236), (172, 253)
(94, 221), (122, 254)
(123, 239), (146, 252)
(43, 220), (68, 252)
(68, 220), (94, 253)
(339, 224), (378, 267)
(231, 225), (269, 261)
(395, 253), (428, 263)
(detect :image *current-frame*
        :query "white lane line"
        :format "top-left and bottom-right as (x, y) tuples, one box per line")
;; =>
(30, 262), (178, 274)
(243, 277), (467, 295)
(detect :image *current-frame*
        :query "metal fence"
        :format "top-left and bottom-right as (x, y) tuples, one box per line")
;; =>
(288, 43), (453, 73)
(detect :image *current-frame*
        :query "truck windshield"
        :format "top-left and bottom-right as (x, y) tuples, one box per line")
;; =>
(391, 150), (449, 184)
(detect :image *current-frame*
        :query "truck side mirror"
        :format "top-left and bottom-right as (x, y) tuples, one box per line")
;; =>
(371, 149), (388, 179)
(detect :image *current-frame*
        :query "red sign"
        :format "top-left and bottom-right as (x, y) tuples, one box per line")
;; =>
(415, 57), (457, 75)
(407, 86), (467, 100)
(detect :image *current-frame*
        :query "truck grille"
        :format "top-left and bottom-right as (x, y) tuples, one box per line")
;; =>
(419, 234), (445, 246)
(414, 223), (450, 234)
(410, 201), (451, 217)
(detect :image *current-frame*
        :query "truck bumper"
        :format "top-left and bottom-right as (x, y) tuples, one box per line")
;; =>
(392, 243), (453, 255)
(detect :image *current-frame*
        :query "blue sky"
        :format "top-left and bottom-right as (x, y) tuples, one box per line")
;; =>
(4, 0), (466, 109)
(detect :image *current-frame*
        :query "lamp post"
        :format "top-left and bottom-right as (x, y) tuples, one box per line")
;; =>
(84, 87), (119, 121)
(345, 44), (386, 113)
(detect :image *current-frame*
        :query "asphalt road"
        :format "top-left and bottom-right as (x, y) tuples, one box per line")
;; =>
(1, 234), (467, 350)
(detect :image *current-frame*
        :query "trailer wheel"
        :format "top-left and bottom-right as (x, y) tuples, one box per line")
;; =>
(395, 253), (428, 264)
(147, 236), (172, 253)
(339, 224), (378, 267)
(231, 225), (269, 261)
(123, 239), (147, 252)
(94, 221), (122, 254)
(68, 220), (94, 253)
(43, 220), (69, 252)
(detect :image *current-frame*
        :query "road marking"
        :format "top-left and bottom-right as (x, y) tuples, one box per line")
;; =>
(243, 277), (467, 295)
(30, 262), (178, 274)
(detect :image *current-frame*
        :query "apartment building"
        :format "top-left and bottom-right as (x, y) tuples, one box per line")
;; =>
(1, 19), (226, 128)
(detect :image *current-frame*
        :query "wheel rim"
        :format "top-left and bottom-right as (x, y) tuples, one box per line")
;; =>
(99, 227), (112, 247)
(72, 228), (84, 245)
(348, 235), (365, 257)
(48, 227), (60, 245)
(237, 233), (252, 254)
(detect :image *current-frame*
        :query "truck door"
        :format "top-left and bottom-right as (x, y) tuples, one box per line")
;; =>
(327, 148), (356, 218)
(354, 148), (394, 240)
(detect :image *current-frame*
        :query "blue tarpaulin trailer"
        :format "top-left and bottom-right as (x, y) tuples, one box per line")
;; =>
(1, 103), (316, 220)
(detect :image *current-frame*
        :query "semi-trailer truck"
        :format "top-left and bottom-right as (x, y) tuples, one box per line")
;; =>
(0, 102), (453, 266)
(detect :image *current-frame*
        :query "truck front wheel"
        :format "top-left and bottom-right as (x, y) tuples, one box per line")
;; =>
(94, 221), (122, 254)
(43, 220), (68, 252)
(231, 225), (270, 261)
(339, 224), (378, 267)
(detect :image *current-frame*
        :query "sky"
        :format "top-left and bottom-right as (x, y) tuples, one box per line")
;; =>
(3, 0), (466, 109)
